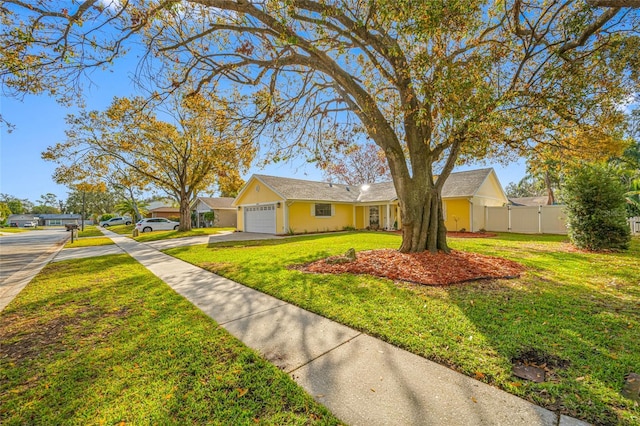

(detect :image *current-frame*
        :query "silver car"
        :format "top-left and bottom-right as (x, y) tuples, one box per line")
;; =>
(99, 217), (132, 227)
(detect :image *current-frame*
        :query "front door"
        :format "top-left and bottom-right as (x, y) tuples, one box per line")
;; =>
(369, 206), (379, 229)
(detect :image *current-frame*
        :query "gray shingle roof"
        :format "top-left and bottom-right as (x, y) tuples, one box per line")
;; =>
(36, 214), (82, 219)
(254, 175), (360, 202)
(357, 181), (397, 202)
(441, 168), (493, 198)
(250, 168), (496, 203)
(198, 197), (235, 209)
(509, 196), (550, 206)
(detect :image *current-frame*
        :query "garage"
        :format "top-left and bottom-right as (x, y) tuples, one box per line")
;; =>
(244, 204), (276, 234)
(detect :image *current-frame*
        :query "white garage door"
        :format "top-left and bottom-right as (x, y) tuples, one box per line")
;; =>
(245, 204), (276, 234)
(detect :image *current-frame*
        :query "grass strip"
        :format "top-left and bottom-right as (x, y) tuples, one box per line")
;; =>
(105, 224), (135, 235)
(64, 236), (115, 248)
(166, 232), (640, 425)
(134, 227), (235, 243)
(0, 227), (28, 234)
(77, 226), (104, 238)
(0, 255), (339, 425)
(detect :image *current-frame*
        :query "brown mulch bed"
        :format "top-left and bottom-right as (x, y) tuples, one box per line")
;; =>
(300, 249), (525, 286)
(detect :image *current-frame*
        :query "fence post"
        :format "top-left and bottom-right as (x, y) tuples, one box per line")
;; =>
(508, 205), (512, 232)
(538, 206), (542, 234)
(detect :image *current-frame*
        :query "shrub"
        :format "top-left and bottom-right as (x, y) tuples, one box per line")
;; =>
(99, 214), (114, 222)
(563, 164), (630, 251)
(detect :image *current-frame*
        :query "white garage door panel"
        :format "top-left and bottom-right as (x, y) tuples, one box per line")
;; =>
(245, 205), (276, 234)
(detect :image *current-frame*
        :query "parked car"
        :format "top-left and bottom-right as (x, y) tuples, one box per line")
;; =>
(99, 217), (132, 227)
(135, 218), (180, 232)
(23, 221), (37, 228)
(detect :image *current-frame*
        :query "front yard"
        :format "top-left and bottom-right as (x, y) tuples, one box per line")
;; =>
(0, 255), (338, 425)
(166, 232), (640, 425)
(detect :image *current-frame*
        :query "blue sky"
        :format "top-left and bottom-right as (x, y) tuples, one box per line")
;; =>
(0, 59), (527, 204)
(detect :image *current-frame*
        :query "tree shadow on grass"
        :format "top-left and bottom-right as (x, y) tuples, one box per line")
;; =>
(444, 269), (639, 425)
(0, 255), (337, 425)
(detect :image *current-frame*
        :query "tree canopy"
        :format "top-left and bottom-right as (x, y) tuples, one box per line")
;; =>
(64, 189), (118, 218)
(43, 92), (255, 230)
(321, 143), (391, 185)
(3, 1), (639, 250)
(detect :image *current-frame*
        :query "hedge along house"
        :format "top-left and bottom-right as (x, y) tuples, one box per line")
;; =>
(233, 168), (507, 234)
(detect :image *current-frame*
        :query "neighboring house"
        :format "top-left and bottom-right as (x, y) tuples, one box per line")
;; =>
(233, 168), (508, 234)
(148, 206), (180, 219)
(7, 214), (39, 227)
(37, 213), (82, 227)
(144, 199), (178, 218)
(509, 196), (551, 206)
(191, 197), (237, 228)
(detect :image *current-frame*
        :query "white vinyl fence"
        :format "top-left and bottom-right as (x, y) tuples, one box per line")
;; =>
(486, 207), (639, 236)
(485, 205), (568, 235)
(630, 217), (640, 235)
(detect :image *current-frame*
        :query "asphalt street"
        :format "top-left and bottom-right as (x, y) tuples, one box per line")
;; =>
(0, 228), (69, 310)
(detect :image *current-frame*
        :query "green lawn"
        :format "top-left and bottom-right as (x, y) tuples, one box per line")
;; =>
(64, 236), (115, 248)
(134, 227), (235, 243)
(0, 227), (28, 234)
(77, 225), (104, 238)
(0, 255), (339, 425)
(166, 232), (640, 425)
(105, 224), (135, 235)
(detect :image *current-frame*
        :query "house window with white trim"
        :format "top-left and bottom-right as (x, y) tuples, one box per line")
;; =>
(314, 203), (332, 217)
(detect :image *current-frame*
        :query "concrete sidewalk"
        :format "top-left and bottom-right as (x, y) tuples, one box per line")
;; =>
(99, 230), (587, 426)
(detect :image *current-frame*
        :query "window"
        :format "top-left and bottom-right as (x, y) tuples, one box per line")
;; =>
(315, 203), (332, 217)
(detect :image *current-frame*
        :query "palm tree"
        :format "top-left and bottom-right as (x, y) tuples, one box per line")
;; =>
(115, 199), (149, 221)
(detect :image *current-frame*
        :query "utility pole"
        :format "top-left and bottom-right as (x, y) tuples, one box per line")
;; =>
(82, 191), (86, 231)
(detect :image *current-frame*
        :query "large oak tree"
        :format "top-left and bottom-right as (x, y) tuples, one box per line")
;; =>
(3, 0), (639, 251)
(43, 93), (255, 230)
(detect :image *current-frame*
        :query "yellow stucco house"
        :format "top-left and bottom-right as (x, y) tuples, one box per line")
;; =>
(233, 168), (508, 234)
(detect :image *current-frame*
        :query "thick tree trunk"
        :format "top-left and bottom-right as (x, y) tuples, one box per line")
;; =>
(179, 195), (192, 231)
(544, 171), (555, 205)
(126, 188), (142, 221)
(397, 179), (449, 253)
